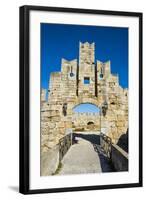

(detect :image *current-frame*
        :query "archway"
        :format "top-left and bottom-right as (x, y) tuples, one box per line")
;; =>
(87, 121), (94, 125)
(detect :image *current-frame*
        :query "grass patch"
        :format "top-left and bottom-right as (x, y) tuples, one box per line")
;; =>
(52, 162), (63, 175)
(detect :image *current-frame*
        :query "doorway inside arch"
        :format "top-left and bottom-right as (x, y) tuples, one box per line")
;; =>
(87, 121), (95, 130)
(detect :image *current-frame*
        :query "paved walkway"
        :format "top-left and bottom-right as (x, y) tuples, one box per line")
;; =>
(58, 132), (115, 175)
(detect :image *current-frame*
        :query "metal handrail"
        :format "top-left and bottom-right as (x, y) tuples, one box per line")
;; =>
(58, 133), (72, 161)
(100, 133), (112, 159)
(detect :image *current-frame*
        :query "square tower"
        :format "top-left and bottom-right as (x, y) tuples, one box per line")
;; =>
(78, 42), (96, 97)
(79, 42), (95, 66)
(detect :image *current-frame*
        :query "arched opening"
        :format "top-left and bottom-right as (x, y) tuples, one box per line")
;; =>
(87, 121), (95, 130)
(73, 103), (100, 113)
(87, 121), (94, 125)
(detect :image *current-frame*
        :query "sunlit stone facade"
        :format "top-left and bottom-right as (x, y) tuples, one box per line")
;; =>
(41, 42), (128, 152)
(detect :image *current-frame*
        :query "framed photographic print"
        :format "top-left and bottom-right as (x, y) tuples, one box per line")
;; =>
(19, 5), (143, 194)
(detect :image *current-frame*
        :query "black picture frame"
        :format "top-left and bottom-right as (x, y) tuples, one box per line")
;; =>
(19, 5), (143, 194)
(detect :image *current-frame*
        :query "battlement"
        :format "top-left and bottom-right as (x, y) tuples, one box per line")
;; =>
(79, 42), (95, 66)
(97, 60), (111, 78)
(61, 58), (77, 73)
(61, 58), (77, 65)
(79, 41), (95, 48)
(73, 112), (100, 116)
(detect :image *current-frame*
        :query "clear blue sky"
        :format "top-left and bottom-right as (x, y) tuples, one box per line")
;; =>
(41, 23), (128, 90)
(73, 103), (100, 113)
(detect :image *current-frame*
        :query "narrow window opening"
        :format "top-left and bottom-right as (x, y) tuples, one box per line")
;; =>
(84, 77), (90, 84)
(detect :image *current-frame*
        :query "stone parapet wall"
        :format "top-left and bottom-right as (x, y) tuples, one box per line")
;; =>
(111, 144), (128, 171)
(100, 133), (128, 171)
(41, 145), (59, 176)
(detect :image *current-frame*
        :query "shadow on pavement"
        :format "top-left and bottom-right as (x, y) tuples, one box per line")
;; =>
(72, 133), (115, 173)
(72, 133), (100, 145)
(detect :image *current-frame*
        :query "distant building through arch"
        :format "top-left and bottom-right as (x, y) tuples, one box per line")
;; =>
(72, 103), (100, 131)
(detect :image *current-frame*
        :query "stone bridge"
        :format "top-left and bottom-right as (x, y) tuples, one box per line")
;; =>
(41, 131), (128, 176)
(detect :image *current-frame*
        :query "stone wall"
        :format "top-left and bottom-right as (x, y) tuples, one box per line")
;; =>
(111, 144), (128, 171)
(72, 112), (100, 131)
(40, 145), (59, 176)
(100, 133), (128, 171)
(41, 41), (128, 152)
(79, 42), (95, 97)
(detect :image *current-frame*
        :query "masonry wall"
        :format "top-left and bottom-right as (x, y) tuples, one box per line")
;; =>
(111, 144), (128, 171)
(41, 42), (128, 152)
(72, 113), (100, 131)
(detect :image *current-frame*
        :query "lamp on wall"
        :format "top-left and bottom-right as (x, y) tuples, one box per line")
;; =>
(100, 100), (108, 134)
(102, 100), (108, 117)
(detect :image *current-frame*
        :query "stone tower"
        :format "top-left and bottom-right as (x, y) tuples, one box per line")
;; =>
(78, 42), (95, 97)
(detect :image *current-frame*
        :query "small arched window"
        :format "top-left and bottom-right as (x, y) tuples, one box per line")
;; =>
(87, 121), (94, 125)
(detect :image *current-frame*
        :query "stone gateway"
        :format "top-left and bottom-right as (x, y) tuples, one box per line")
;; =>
(41, 42), (128, 153)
